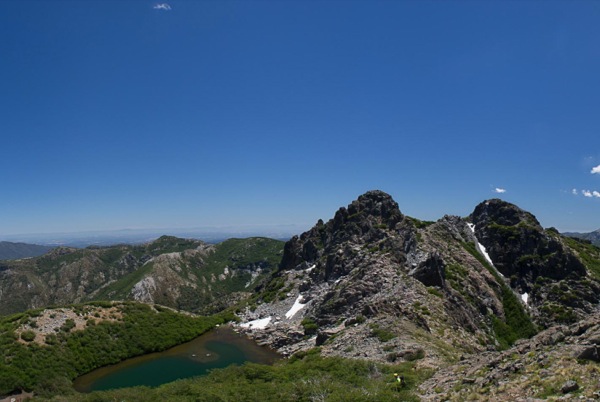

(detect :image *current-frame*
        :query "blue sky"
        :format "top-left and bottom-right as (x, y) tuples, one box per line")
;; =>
(1, 0), (600, 236)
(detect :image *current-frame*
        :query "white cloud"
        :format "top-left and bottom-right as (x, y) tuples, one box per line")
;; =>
(583, 190), (593, 198)
(591, 165), (600, 174)
(494, 188), (506, 194)
(594, 191), (600, 198)
(572, 189), (578, 195)
(153, 3), (172, 10)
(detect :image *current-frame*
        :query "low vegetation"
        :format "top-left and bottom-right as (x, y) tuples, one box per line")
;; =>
(564, 237), (600, 280)
(462, 242), (537, 348)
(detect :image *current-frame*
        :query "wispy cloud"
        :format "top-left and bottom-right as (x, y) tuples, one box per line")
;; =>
(494, 188), (506, 194)
(572, 188), (578, 195)
(594, 191), (600, 198)
(592, 165), (600, 174)
(153, 3), (172, 11)
(582, 190), (593, 198)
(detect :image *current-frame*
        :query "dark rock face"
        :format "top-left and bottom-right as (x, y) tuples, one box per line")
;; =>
(470, 198), (600, 327)
(577, 345), (600, 362)
(471, 199), (586, 281)
(409, 252), (445, 287)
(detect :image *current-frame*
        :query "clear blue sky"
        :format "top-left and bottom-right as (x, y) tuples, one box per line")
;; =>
(1, 0), (600, 236)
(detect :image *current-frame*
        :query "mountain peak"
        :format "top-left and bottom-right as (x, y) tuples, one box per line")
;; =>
(337, 190), (403, 228)
(472, 198), (541, 229)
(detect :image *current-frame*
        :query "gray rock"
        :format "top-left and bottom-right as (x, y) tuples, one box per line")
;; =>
(560, 380), (579, 394)
(576, 345), (600, 362)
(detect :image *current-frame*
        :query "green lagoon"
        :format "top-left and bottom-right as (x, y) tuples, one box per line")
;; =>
(73, 326), (279, 392)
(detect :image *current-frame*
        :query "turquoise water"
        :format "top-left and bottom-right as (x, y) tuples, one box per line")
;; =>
(73, 326), (279, 392)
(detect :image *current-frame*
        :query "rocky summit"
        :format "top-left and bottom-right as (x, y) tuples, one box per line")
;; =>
(237, 190), (600, 399)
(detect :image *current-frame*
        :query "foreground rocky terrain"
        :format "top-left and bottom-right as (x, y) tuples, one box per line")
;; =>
(419, 311), (600, 401)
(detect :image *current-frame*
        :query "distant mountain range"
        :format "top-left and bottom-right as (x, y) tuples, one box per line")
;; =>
(0, 224), (307, 248)
(563, 229), (600, 246)
(0, 241), (52, 260)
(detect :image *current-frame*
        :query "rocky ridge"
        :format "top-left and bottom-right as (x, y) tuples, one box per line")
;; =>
(237, 191), (600, 381)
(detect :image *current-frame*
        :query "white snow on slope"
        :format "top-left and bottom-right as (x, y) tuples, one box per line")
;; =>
(521, 292), (529, 305)
(306, 264), (316, 273)
(240, 317), (271, 329)
(285, 295), (306, 319)
(466, 223), (503, 277)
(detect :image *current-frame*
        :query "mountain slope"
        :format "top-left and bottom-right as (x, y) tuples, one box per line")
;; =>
(236, 191), (600, 369)
(419, 310), (600, 400)
(0, 241), (52, 260)
(564, 229), (600, 247)
(0, 236), (284, 316)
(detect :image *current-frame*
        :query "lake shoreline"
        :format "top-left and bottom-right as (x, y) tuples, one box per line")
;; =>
(73, 325), (281, 393)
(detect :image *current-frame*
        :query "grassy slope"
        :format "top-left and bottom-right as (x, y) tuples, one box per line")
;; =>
(563, 236), (600, 280)
(461, 242), (537, 348)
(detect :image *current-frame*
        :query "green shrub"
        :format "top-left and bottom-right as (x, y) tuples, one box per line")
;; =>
(301, 318), (318, 335)
(369, 323), (396, 342)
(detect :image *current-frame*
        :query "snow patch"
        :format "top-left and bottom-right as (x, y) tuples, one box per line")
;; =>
(306, 264), (316, 273)
(240, 317), (271, 329)
(477, 242), (496, 270)
(285, 295), (306, 319)
(467, 223), (504, 277)
(521, 292), (529, 305)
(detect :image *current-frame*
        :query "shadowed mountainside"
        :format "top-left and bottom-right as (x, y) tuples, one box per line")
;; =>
(0, 241), (52, 261)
